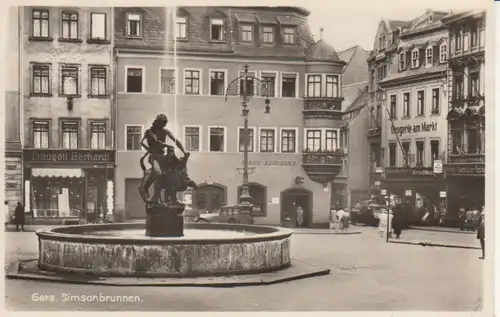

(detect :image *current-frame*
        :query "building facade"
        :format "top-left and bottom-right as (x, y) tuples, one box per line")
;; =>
(442, 10), (486, 221)
(4, 7), (23, 217)
(21, 6), (116, 222)
(378, 10), (450, 218)
(114, 6), (347, 227)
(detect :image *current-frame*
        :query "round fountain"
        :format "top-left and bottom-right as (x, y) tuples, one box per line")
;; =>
(36, 222), (292, 277)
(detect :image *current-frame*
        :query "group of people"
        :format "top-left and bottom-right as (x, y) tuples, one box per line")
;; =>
(4, 201), (25, 231)
(329, 207), (350, 231)
(459, 206), (483, 231)
(377, 204), (406, 239)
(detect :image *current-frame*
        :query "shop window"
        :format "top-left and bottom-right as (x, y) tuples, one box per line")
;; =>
(238, 128), (254, 152)
(237, 183), (266, 217)
(61, 11), (78, 40)
(160, 68), (176, 94)
(259, 129), (275, 153)
(126, 67), (143, 93)
(281, 129), (296, 153)
(33, 121), (49, 149)
(61, 121), (79, 149)
(261, 72), (276, 97)
(325, 130), (338, 151)
(306, 130), (321, 151)
(184, 69), (201, 95)
(184, 126), (200, 152)
(210, 70), (225, 96)
(210, 19), (224, 41)
(209, 127), (225, 152)
(31, 177), (84, 217)
(90, 122), (106, 149)
(281, 73), (297, 98)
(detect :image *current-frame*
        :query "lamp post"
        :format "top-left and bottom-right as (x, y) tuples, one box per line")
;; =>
(225, 64), (271, 223)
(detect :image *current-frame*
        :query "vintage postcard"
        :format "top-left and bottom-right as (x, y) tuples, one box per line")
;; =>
(1, 0), (495, 315)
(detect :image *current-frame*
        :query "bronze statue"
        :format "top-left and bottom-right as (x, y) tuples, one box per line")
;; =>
(138, 114), (197, 206)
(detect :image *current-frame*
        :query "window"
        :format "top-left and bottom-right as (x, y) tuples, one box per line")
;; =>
(176, 17), (187, 39)
(209, 70), (225, 96)
(438, 44), (447, 63)
(326, 75), (339, 98)
(307, 75), (321, 97)
(377, 65), (387, 81)
(283, 28), (295, 44)
(411, 49), (419, 68)
(454, 74), (464, 100)
(471, 25), (478, 47)
(306, 130), (321, 151)
(31, 64), (51, 95)
(238, 128), (254, 152)
(417, 90), (425, 116)
(262, 26), (274, 43)
(126, 125), (142, 151)
(126, 13), (141, 37)
(61, 121), (79, 149)
(209, 127), (225, 152)
(399, 52), (406, 70)
(455, 30), (462, 51)
(61, 12), (78, 39)
(431, 140), (440, 162)
(33, 121), (49, 149)
(261, 72), (276, 98)
(281, 129), (296, 153)
(90, 122), (106, 149)
(184, 69), (200, 95)
(425, 47), (433, 66)
(32, 10), (49, 38)
(467, 124), (479, 154)
(89, 66), (107, 96)
(126, 67), (143, 93)
(210, 19), (224, 41)
(60, 65), (79, 96)
(470, 71), (480, 97)
(389, 94), (397, 119)
(403, 92), (410, 117)
(281, 73), (297, 98)
(389, 143), (397, 167)
(325, 130), (337, 151)
(259, 129), (275, 152)
(184, 126), (200, 152)
(90, 13), (106, 40)
(416, 141), (424, 166)
(402, 142), (410, 166)
(160, 68), (176, 94)
(431, 88), (440, 114)
(239, 71), (255, 97)
(241, 25), (253, 42)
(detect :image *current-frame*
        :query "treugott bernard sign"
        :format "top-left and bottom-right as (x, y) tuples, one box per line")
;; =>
(445, 164), (485, 175)
(24, 149), (115, 164)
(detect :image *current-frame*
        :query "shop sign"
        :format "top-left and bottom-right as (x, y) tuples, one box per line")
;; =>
(247, 160), (297, 166)
(385, 167), (438, 178)
(433, 160), (443, 174)
(375, 167), (384, 173)
(391, 121), (438, 135)
(24, 149), (115, 164)
(445, 164), (485, 175)
(439, 191), (446, 198)
(405, 189), (412, 196)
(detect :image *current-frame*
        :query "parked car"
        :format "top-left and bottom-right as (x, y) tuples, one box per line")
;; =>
(350, 200), (381, 226)
(195, 205), (253, 224)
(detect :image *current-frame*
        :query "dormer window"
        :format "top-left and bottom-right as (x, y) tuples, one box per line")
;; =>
(283, 27), (295, 44)
(262, 26), (274, 44)
(411, 49), (419, 68)
(399, 52), (406, 71)
(425, 47), (433, 66)
(176, 16), (187, 39)
(210, 18), (224, 41)
(439, 42), (448, 63)
(126, 13), (141, 37)
(241, 24), (253, 42)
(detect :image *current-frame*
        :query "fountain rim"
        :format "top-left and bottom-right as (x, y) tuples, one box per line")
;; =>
(36, 222), (293, 245)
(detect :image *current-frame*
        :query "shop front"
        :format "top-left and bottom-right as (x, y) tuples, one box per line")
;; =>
(444, 163), (485, 223)
(23, 149), (116, 223)
(382, 167), (446, 223)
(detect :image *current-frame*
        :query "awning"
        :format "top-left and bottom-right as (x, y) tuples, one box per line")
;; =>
(32, 168), (84, 178)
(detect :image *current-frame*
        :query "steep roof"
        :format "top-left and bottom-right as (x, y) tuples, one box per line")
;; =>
(339, 45), (370, 86)
(306, 39), (342, 62)
(343, 82), (368, 112)
(344, 86), (368, 113)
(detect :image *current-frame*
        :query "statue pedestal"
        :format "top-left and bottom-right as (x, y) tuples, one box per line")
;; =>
(145, 203), (185, 237)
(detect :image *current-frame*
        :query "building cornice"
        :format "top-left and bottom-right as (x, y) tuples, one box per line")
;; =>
(379, 70), (446, 88)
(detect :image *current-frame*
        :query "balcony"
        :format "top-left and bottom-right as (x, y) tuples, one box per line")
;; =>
(302, 150), (345, 183)
(303, 97), (343, 120)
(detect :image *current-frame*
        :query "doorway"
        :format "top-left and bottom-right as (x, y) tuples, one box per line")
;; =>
(193, 183), (227, 212)
(280, 187), (313, 228)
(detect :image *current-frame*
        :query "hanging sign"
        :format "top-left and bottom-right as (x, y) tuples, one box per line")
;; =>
(433, 160), (443, 174)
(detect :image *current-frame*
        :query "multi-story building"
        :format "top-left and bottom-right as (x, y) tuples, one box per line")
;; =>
(21, 7), (115, 223)
(115, 6), (347, 227)
(378, 10), (450, 216)
(442, 10), (486, 219)
(4, 7), (23, 217)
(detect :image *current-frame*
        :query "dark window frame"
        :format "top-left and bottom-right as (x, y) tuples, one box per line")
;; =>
(184, 69), (201, 95)
(126, 12), (142, 38)
(283, 27), (296, 44)
(403, 92), (411, 117)
(184, 126), (200, 152)
(31, 63), (52, 96)
(59, 64), (80, 97)
(32, 9), (50, 39)
(126, 125), (143, 151)
(89, 12), (108, 41)
(126, 67), (144, 93)
(306, 130), (322, 151)
(89, 65), (108, 97)
(238, 128), (254, 153)
(417, 90), (425, 116)
(209, 127), (225, 152)
(325, 130), (337, 151)
(307, 74), (322, 98)
(60, 119), (80, 149)
(389, 143), (397, 167)
(431, 88), (440, 114)
(32, 120), (50, 149)
(209, 70), (225, 96)
(61, 11), (79, 40)
(259, 129), (275, 153)
(281, 129), (296, 153)
(89, 120), (107, 149)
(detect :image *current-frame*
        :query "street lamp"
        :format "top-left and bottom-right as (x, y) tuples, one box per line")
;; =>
(225, 64), (271, 223)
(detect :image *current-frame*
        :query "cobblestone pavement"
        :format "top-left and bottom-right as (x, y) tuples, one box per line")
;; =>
(4, 227), (483, 311)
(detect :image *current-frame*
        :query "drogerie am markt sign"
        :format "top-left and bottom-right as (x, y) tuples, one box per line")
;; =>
(24, 149), (115, 164)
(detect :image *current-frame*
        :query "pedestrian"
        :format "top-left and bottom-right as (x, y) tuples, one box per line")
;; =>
(337, 208), (349, 231)
(296, 205), (304, 228)
(477, 208), (485, 259)
(459, 207), (466, 230)
(329, 207), (336, 230)
(465, 207), (474, 231)
(14, 202), (25, 232)
(392, 204), (404, 239)
(4, 200), (10, 230)
(378, 208), (393, 238)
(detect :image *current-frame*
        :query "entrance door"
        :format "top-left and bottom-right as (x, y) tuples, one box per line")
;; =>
(280, 188), (313, 228)
(194, 184), (226, 212)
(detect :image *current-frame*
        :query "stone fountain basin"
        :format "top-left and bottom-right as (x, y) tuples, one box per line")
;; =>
(36, 222), (292, 278)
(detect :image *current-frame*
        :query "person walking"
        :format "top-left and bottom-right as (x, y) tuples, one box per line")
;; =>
(378, 208), (393, 238)
(329, 207), (337, 230)
(4, 200), (10, 230)
(392, 204), (404, 239)
(477, 209), (485, 259)
(296, 205), (304, 228)
(14, 202), (25, 232)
